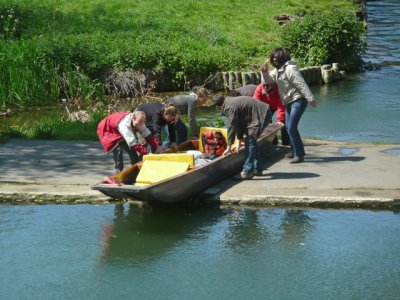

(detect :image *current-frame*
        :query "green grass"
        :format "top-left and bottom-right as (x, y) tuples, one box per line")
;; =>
(1, 110), (105, 141)
(0, 0), (358, 109)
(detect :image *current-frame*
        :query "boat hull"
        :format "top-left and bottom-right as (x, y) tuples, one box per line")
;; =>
(91, 124), (280, 203)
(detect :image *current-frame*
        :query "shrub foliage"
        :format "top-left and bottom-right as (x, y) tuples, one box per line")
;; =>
(280, 9), (366, 71)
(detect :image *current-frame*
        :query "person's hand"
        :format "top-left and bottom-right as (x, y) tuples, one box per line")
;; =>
(170, 142), (178, 151)
(310, 100), (317, 108)
(132, 144), (148, 155)
(223, 145), (233, 156)
(154, 146), (163, 154)
(276, 121), (285, 128)
(261, 59), (269, 73)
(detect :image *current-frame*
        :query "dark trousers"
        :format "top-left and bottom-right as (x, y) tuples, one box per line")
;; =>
(162, 119), (188, 149)
(270, 109), (290, 145)
(112, 140), (140, 173)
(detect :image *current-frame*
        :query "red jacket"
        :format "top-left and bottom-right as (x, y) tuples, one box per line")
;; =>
(97, 112), (129, 152)
(253, 84), (286, 123)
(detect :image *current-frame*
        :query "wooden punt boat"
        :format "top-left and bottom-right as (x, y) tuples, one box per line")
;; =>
(91, 124), (280, 203)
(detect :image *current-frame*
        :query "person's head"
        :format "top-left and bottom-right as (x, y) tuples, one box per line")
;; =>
(228, 89), (241, 97)
(192, 86), (209, 106)
(212, 94), (225, 109)
(262, 81), (274, 95)
(132, 111), (146, 130)
(269, 47), (291, 69)
(163, 104), (180, 123)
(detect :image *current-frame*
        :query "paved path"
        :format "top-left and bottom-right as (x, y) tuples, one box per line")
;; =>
(0, 139), (399, 208)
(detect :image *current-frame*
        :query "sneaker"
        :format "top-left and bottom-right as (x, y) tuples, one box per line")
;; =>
(240, 171), (254, 180)
(285, 153), (294, 159)
(290, 156), (304, 164)
(255, 170), (263, 176)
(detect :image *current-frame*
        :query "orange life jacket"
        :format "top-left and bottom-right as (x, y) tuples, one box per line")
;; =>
(201, 129), (227, 158)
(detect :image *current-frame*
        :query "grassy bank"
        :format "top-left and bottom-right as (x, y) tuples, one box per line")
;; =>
(0, 0), (359, 109)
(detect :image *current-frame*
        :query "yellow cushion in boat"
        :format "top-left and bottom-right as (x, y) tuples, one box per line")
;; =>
(143, 153), (195, 168)
(135, 160), (190, 186)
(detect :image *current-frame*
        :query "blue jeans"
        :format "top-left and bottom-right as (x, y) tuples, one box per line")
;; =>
(285, 98), (308, 157)
(242, 111), (272, 173)
(243, 135), (260, 174)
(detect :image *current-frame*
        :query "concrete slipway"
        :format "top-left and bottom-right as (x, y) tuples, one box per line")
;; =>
(0, 139), (399, 209)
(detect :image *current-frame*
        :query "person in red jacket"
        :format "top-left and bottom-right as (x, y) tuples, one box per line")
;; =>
(253, 82), (290, 145)
(97, 111), (161, 173)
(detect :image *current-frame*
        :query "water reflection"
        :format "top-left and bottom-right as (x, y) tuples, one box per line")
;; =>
(101, 205), (318, 262)
(101, 204), (224, 262)
(279, 209), (315, 245)
(224, 208), (269, 251)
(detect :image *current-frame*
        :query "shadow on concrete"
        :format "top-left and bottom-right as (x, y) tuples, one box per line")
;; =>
(306, 156), (366, 163)
(255, 172), (320, 180)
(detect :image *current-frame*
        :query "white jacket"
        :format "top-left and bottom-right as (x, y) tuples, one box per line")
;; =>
(262, 60), (315, 105)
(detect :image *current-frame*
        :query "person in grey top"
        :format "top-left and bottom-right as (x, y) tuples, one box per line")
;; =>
(262, 47), (317, 164)
(164, 86), (209, 141)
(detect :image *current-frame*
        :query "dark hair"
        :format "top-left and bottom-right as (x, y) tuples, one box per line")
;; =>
(269, 47), (291, 68)
(212, 95), (225, 106)
(228, 89), (241, 97)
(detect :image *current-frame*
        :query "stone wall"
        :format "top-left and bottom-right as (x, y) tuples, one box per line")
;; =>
(208, 63), (345, 91)
(106, 63), (346, 94)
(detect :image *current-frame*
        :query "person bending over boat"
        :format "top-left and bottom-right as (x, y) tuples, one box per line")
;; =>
(253, 82), (290, 146)
(212, 95), (272, 180)
(97, 111), (161, 173)
(228, 84), (258, 97)
(164, 86), (209, 141)
(136, 102), (181, 152)
(228, 83), (290, 146)
(261, 47), (317, 164)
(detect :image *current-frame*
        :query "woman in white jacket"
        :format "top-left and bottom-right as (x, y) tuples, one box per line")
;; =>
(262, 47), (317, 163)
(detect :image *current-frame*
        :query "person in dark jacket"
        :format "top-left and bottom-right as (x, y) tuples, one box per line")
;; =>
(212, 95), (272, 180)
(228, 84), (258, 97)
(229, 83), (289, 146)
(136, 102), (181, 151)
(97, 111), (160, 173)
(164, 86), (209, 140)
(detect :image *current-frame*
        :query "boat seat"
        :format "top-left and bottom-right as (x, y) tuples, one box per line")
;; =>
(135, 160), (190, 186)
(143, 153), (195, 168)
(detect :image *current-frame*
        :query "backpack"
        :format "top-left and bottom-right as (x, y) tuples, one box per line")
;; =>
(201, 129), (227, 158)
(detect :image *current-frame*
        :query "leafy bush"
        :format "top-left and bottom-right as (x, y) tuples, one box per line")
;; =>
(280, 8), (366, 71)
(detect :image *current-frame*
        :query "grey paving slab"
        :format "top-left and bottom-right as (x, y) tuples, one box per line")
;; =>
(0, 138), (399, 207)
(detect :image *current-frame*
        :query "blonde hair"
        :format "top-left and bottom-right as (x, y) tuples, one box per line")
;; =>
(133, 110), (146, 122)
(192, 86), (209, 98)
(164, 104), (180, 123)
